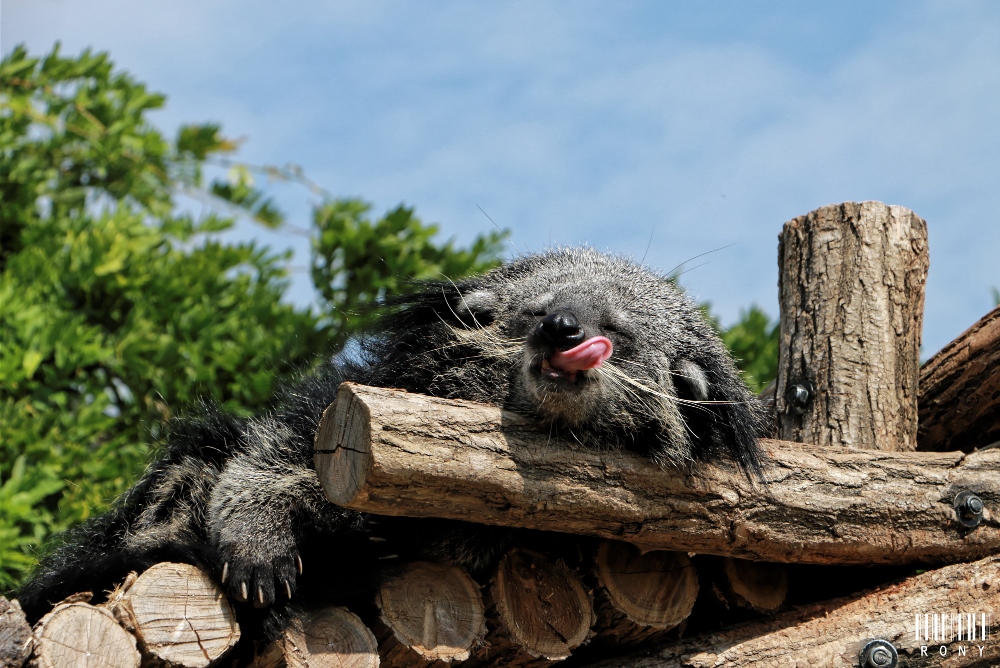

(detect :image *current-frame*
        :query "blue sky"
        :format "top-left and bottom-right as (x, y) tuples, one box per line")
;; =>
(4, 1), (998, 356)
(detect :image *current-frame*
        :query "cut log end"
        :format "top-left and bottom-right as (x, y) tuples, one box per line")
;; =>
(274, 607), (380, 668)
(314, 387), (374, 507)
(595, 542), (698, 629)
(115, 562), (239, 668)
(721, 557), (788, 613)
(376, 561), (485, 665)
(32, 602), (140, 668)
(492, 548), (594, 661)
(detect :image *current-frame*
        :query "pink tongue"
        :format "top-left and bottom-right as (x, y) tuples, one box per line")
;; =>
(549, 336), (614, 372)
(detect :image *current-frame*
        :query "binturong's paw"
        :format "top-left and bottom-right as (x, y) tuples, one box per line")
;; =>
(216, 534), (302, 608)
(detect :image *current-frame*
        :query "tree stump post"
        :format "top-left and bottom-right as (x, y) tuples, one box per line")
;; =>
(775, 201), (929, 450)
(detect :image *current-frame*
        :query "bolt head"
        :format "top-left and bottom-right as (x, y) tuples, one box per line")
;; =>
(869, 648), (891, 667)
(954, 491), (985, 528)
(784, 380), (814, 415)
(860, 640), (898, 668)
(966, 496), (984, 514)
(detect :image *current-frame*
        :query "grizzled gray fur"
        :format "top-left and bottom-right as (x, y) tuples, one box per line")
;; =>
(17, 247), (766, 634)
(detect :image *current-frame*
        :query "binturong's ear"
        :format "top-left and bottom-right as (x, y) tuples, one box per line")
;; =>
(450, 289), (498, 327)
(674, 358), (710, 401)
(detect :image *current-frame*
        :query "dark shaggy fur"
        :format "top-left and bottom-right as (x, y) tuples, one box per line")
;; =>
(17, 248), (767, 634)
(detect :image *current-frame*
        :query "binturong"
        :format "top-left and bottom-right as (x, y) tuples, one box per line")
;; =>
(16, 247), (767, 634)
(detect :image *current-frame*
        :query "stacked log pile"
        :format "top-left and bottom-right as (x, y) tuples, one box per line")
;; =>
(2, 563), (239, 668)
(3, 202), (998, 668)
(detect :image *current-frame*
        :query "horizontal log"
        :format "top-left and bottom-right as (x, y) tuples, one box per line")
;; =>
(918, 304), (1000, 453)
(585, 555), (1000, 668)
(314, 383), (1000, 565)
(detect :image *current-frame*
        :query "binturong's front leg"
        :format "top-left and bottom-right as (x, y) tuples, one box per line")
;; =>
(207, 419), (336, 608)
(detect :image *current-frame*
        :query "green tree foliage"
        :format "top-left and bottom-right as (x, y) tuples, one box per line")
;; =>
(312, 199), (503, 346)
(718, 306), (780, 394)
(0, 45), (503, 589)
(698, 305), (778, 395)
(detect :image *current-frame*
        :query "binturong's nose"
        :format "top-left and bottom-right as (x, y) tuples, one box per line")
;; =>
(536, 310), (586, 349)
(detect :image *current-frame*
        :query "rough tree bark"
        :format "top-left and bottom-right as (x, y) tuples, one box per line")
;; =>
(584, 555), (1000, 668)
(314, 384), (1000, 565)
(918, 304), (1000, 453)
(775, 201), (929, 451)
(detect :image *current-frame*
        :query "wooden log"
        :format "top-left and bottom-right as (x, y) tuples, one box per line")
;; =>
(373, 561), (485, 667)
(110, 562), (240, 668)
(255, 607), (379, 668)
(0, 598), (32, 668)
(31, 601), (140, 668)
(314, 383), (1000, 565)
(719, 558), (787, 613)
(583, 554), (1000, 668)
(918, 304), (1000, 453)
(588, 542), (698, 650)
(775, 201), (929, 451)
(466, 548), (593, 667)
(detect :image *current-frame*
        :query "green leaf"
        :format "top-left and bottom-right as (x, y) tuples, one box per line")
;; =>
(22, 351), (43, 379)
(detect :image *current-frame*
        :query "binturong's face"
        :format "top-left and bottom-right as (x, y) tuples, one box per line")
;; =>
(442, 247), (759, 465)
(373, 246), (764, 475)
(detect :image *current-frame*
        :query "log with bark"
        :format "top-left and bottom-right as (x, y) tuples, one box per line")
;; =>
(775, 201), (929, 451)
(315, 383), (1000, 565)
(918, 304), (1000, 453)
(585, 554), (1000, 668)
